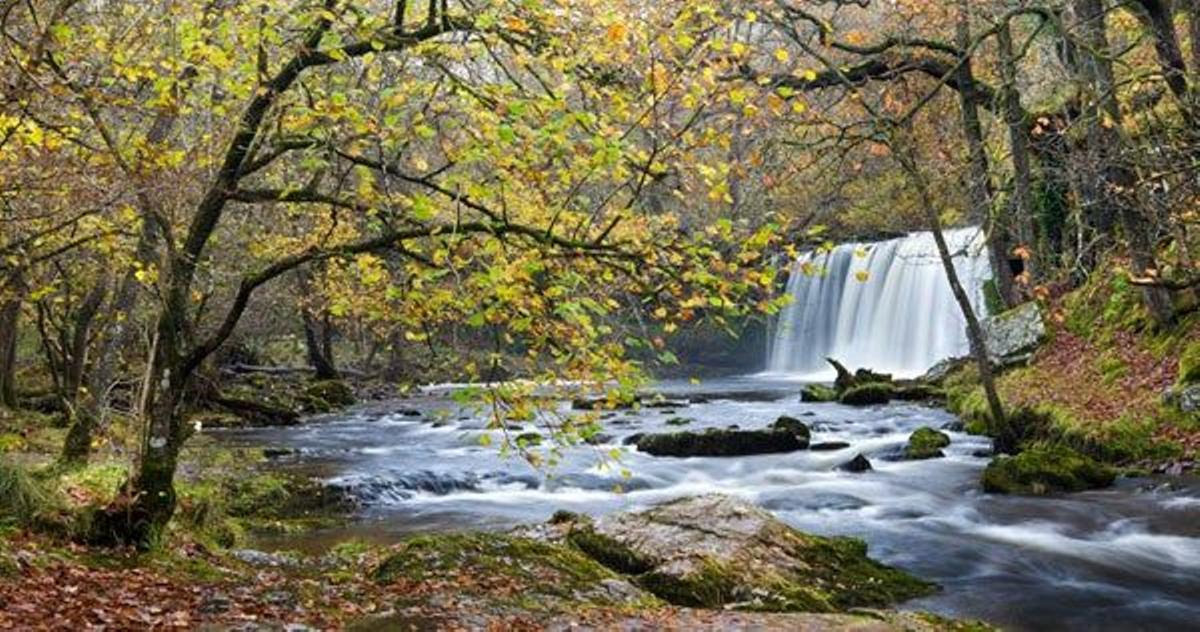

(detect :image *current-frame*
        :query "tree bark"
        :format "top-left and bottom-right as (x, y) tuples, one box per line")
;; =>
(1073, 0), (1175, 327)
(895, 138), (1012, 452)
(1133, 0), (1195, 124)
(998, 19), (1040, 284)
(0, 270), (23, 409)
(1188, 0), (1200, 78)
(296, 269), (339, 380)
(58, 277), (109, 464)
(955, 0), (1017, 309)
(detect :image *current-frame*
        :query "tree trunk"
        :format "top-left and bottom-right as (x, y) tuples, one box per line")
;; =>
(297, 270), (338, 380)
(0, 271), (22, 409)
(895, 138), (1012, 451)
(1188, 0), (1200, 79)
(998, 19), (1040, 284)
(1073, 0), (1176, 327)
(58, 278), (110, 464)
(955, 0), (1016, 309)
(1134, 0), (1195, 124)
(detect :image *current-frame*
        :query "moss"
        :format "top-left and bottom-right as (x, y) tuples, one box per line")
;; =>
(1097, 353), (1128, 386)
(839, 382), (894, 406)
(905, 427), (951, 459)
(0, 461), (53, 527)
(637, 559), (740, 608)
(567, 526), (655, 575)
(982, 279), (1006, 316)
(515, 431), (543, 447)
(801, 384), (839, 403)
(771, 416), (811, 441)
(982, 445), (1116, 494)
(372, 532), (643, 610)
(1179, 340), (1200, 385)
(305, 379), (356, 408)
(895, 384), (945, 401)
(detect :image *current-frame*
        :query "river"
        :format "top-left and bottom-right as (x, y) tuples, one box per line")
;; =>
(213, 377), (1200, 631)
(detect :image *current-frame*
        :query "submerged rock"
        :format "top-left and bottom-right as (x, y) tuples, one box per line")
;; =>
(839, 383), (894, 406)
(981, 445), (1115, 494)
(837, 454), (873, 472)
(636, 427), (806, 457)
(664, 417), (694, 426)
(558, 495), (933, 612)
(904, 427), (951, 460)
(810, 441), (851, 451)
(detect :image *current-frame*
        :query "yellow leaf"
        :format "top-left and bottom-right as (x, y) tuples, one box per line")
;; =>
(774, 48), (789, 63)
(854, 270), (869, 282)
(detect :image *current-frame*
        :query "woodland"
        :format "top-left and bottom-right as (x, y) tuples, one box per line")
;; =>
(1, 0), (1198, 629)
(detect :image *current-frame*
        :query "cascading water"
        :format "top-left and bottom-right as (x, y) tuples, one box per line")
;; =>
(766, 227), (992, 379)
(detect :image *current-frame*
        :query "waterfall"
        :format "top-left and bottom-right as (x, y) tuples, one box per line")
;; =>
(765, 227), (992, 379)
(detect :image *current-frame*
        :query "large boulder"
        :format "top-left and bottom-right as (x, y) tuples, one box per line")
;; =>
(558, 495), (933, 612)
(636, 427), (807, 457)
(981, 445), (1115, 494)
(904, 427), (951, 460)
(982, 302), (1045, 366)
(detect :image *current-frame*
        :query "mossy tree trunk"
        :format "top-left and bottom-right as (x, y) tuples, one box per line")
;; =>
(0, 270), (22, 409)
(997, 19), (1039, 284)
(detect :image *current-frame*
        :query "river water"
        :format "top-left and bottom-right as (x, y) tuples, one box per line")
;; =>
(213, 377), (1200, 631)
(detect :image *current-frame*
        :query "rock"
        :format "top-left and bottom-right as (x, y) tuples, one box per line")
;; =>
(636, 428), (807, 457)
(810, 441), (851, 451)
(1164, 383), (1200, 413)
(981, 445), (1115, 494)
(584, 433), (614, 446)
(919, 356), (971, 383)
(837, 454), (873, 472)
(643, 398), (689, 409)
(982, 302), (1045, 365)
(800, 384), (839, 403)
(657, 409), (677, 415)
(940, 420), (965, 432)
(566, 495), (933, 611)
(771, 415), (811, 443)
(904, 427), (951, 460)
(303, 379), (356, 409)
(972, 449), (993, 458)
(396, 407), (422, 417)
(839, 383), (894, 406)
(230, 549), (297, 568)
(893, 383), (944, 402)
(371, 532), (655, 609)
(622, 433), (644, 446)
(572, 395), (638, 411)
(664, 417), (694, 426)
(262, 447), (297, 459)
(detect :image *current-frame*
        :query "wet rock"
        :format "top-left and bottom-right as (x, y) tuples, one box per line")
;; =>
(622, 433), (644, 446)
(561, 494), (932, 611)
(981, 445), (1115, 494)
(941, 420), (966, 432)
(837, 454), (873, 473)
(800, 384), (839, 403)
(771, 415), (811, 443)
(262, 447), (297, 459)
(972, 449), (993, 458)
(982, 302), (1045, 365)
(657, 409), (677, 415)
(810, 441), (851, 451)
(584, 433), (614, 445)
(643, 398), (689, 409)
(919, 356), (971, 383)
(515, 432), (543, 447)
(904, 427), (951, 460)
(664, 417), (694, 426)
(636, 427), (806, 457)
(839, 383), (894, 406)
(396, 407), (422, 417)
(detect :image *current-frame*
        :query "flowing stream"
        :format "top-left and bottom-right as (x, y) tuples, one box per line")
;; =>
(214, 229), (1199, 630)
(214, 378), (1200, 631)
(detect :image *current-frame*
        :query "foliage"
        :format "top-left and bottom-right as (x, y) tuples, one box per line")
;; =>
(0, 462), (53, 527)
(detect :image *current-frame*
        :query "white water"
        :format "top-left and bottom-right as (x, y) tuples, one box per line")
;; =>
(766, 227), (992, 379)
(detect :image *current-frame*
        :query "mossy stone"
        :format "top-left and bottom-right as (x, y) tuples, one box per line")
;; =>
(304, 379), (355, 410)
(839, 382), (895, 406)
(905, 427), (951, 460)
(636, 428), (805, 457)
(981, 445), (1116, 494)
(801, 384), (839, 403)
(771, 416), (811, 442)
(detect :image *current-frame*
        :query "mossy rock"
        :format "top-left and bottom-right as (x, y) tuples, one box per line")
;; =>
(566, 525), (655, 575)
(981, 445), (1116, 495)
(664, 417), (694, 426)
(895, 383), (945, 402)
(839, 382), (895, 406)
(515, 432), (543, 447)
(771, 416), (811, 442)
(636, 428), (806, 457)
(578, 495), (935, 612)
(801, 384), (839, 403)
(905, 427), (951, 460)
(372, 532), (655, 610)
(304, 379), (356, 408)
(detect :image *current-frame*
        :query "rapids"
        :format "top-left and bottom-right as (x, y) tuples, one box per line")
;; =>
(215, 378), (1200, 631)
